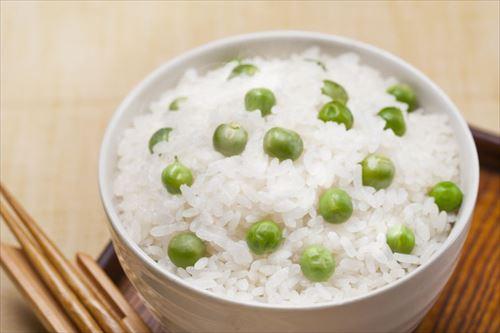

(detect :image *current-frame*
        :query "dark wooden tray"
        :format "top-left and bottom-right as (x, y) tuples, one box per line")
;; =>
(97, 127), (500, 333)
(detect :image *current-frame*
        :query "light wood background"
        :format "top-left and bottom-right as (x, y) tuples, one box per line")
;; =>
(1, 1), (498, 331)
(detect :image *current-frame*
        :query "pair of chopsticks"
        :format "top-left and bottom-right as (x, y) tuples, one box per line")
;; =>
(0, 183), (151, 333)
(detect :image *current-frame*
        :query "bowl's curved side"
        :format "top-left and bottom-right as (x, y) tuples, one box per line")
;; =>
(99, 31), (479, 332)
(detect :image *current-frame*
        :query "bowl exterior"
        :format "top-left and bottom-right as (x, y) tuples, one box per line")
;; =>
(99, 31), (479, 333)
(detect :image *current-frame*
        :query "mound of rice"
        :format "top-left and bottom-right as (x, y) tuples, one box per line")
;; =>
(113, 48), (460, 305)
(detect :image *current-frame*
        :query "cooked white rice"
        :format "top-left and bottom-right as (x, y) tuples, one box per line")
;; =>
(113, 48), (460, 305)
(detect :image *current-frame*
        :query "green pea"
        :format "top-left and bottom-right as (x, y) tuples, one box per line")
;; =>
(245, 88), (276, 117)
(378, 107), (406, 137)
(387, 84), (417, 112)
(263, 127), (304, 162)
(300, 245), (335, 282)
(386, 224), (415, 254)
(246, 220), (282, 255)
(305, 58), (327, 71)
(169, 97), (187, 111)
(161, 158), (194, 194)
(429, 181), (463, 212)
(318, 101), (354, 129)
(168, 232), (206, 268)
(228, 64), (258, 79)
(212, 123), (248, 157)
(321, 80), (349, 104)
(148, 127), (173, 153)
(318, 188), (353, 224)
(361, 154), (395, 190)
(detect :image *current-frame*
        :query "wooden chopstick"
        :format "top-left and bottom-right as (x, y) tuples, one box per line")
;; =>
(0, 201), (103, 333)
(74, 256), (126, 320)
(76, 253), (151, 333)
(0, 244), (79, 333)
(0, 184), (130, 333)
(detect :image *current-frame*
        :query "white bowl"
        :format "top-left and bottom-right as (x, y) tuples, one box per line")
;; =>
(99, 31), (479, 333)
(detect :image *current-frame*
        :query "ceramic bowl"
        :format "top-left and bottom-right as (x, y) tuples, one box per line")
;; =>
(99, 31), (479, 332)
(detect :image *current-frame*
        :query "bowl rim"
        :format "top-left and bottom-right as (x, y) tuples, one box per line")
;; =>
(99, 30), (479, 311)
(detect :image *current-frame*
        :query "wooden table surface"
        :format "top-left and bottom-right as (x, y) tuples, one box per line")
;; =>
(1, 2), (498, 332)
